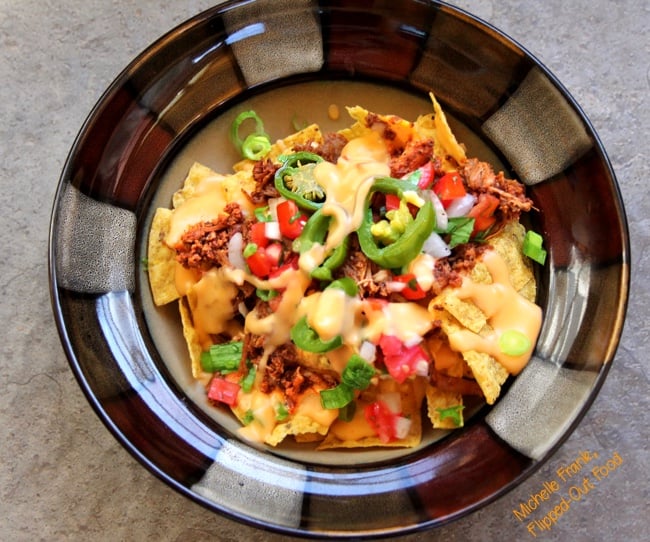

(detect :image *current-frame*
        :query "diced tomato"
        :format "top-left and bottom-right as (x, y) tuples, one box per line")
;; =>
(245, 242), (282, 278)
(246, 249), (272, 278)
(416, 161), (435, 189)
(378, 335), (429, 383)
(385, 193), (401, 211)
(269, 253), (299, 279)
(364, 400), (399, 443)
(433, 172), (466, 207)
(249, 221), (269, 248)
(393, 273), (426, 300)
(468, 193), (499, 233)
(277, 200), (307, 239)
(207, 377), (240, 406)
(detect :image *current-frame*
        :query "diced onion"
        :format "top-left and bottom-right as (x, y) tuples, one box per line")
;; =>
(422, 231), (451, 259)
(267, 197), (283, 222)
(446, 193), (476, 218)
(403, 335), (423, 348)
(378, 391), (402, 414)
(394, 416), (412, 439)
(385, 281), (406, 293)
(228, 232), (246, 270)
(430, 192), (448, 230)
(264, 221), (282, 240)
(238, 302), (249, 317)
(359, 341), (377, 363)
(415, 359), (429, 377)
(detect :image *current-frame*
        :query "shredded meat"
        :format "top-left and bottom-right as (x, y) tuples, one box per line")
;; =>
(293, 132), (349, 163)
(248, 159), (280, 203)
(390, 140), (435, 178)
(461, 158), (533, 221)
(448, 242), (489, 275)
(174, 203), (245, 270)
(260, 345), (338, 412)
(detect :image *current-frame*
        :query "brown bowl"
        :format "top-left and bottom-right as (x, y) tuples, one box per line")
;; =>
(49, 0), (629, 537)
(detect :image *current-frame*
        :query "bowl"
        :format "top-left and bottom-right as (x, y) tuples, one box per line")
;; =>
(49, 0), (629, 537)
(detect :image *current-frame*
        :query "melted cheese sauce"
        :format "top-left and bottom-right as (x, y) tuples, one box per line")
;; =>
(155, 106), (541, 445)
(186, 268), (241, 348)
(299, 132), (390, 271)
(447, 250), (542, 374)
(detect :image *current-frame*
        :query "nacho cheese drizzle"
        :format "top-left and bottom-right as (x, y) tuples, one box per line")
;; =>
(147, 93), (544, 449)
(447, 249), (542, 375)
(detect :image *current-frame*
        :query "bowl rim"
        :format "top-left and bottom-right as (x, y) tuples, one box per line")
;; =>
(48, 0), (630, 537)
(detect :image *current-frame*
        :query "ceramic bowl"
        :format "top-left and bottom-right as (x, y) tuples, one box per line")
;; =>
(49, 0), (629, 537)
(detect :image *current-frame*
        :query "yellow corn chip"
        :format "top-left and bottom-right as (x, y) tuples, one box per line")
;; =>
(147, 207), (179, 306)
(490, 221), (536, 299)
(233, 123), (325, 172)
(234, 389), (337, 447)
(341, 106), (416, 149)
(318, 378), (423, 449)
(439, 293), (487, 334)
(462, 350), (509, 405)
(172, 162), (227, 208)
(426, 386), (464, 429)
(178, 297), (205, 380)
(429, 92), (467, 165)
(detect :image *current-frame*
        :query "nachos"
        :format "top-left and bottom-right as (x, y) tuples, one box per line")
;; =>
(147, 94), (544, 448)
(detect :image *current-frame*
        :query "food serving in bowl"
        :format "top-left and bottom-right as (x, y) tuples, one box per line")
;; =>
(147, 93), (545, 450)
(49, 0), (628, 536)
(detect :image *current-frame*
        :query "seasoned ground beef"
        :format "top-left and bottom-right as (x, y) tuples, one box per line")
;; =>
(293, 132), (349, 164)
(260, 345), (338, 412)
(461, 157), (533, 221)
(174, 202), (245, 270)
(390, 140), (435, 178)
(248, 159), (280, 203)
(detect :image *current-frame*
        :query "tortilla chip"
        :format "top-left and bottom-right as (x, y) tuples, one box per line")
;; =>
(439, 293), (487, 334)
(429, 92), (467, 165)
(341, 106), (415, 150)
(318, 377), (423, 449)
(233, 389), (337, 447)
(172, 162), (226, 208)
(462, 350), (508, 405)
(147, 207), (179, 306)
(426, 386), (464, 429)
(178, 297), (205, 379)
(490, 221), (537, 299)
(266, 415), (331, 447)
(233, 123), (325, 172)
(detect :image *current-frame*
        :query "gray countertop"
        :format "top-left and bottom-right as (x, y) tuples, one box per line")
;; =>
(1, 0), (647, 540)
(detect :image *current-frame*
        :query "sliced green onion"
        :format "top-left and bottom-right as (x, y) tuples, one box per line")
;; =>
(499, 329), (532, 356)
(337, 400), (357, 422)
(523, 230), (547, 265)
(242, 409), (255, 425)
(290, 316), (342, 353)
(242, 133), (271, 160)
(341, 354), (375, 391)
(436, 405), (464, 427)
(320, 383), (354, 410)
(326, 277), (358, 297)
(240, 365), (256, 393)
(230, 110), (265, 151)
(254, 206), (272, 222)
(243, 242), (258, 258)
(255, 288), (278, 302)
(275, 403), (289, 422)
(201, 341), (243, 373)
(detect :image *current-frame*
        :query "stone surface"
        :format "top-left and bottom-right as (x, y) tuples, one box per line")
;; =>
(0, 0), (647, 540)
